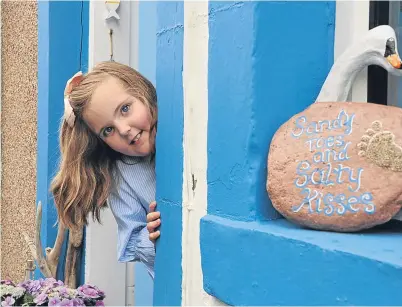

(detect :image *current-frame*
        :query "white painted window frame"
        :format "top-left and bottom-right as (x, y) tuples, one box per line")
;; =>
(334, 0), (370, 102)
(85, 1), (139, 306)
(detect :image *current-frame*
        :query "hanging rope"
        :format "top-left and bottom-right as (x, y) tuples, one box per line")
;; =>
(109, 28), (115, 62)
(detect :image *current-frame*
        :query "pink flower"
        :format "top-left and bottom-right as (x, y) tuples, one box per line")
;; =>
(33, 292), (48, 305)
(60, 299), (74, 306)
(77, 284), (103, 299)
(71, 298), (85, 306)
(49, 297), (61, 306)
(1, 296), (15, 307)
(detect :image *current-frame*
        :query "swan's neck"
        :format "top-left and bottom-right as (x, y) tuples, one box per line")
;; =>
(316, 48), (372, 102)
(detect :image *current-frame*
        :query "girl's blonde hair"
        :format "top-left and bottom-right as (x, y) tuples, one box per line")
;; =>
(51, 61), (157, 229)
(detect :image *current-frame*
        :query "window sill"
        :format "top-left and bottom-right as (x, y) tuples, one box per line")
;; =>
(200, 214), (402, 305)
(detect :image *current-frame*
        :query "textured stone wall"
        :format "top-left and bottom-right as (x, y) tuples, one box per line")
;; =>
(1, 1), (38, 282)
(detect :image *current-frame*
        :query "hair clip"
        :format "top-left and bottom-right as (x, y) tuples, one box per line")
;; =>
(64, 71), (84, 127)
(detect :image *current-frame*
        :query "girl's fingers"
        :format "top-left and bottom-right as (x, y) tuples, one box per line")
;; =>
(147, 202), (161, 242)
(149, 230), (160, 241)
(147, 219), (161, 232)
(146, 211), (160, 222)
(149, 201), (157, 212)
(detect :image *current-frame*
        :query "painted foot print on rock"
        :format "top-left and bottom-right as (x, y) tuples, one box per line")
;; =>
(357, 120), (402, 171)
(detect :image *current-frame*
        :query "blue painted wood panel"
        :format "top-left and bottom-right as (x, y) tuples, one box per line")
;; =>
(135, 1), (157, 305)
(153, 2), (184, 305)
(37, 1), (88, 282)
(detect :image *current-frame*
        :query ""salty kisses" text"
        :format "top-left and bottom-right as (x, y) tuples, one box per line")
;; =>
(290, 109), (376, 216)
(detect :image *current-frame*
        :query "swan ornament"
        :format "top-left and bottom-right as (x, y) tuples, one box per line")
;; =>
(267, 25), (402, 232)
(317, 25), (402, 102)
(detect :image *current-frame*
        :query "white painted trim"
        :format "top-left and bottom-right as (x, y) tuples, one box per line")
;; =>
(181, 2), (209, 305)
(181, 3), (225, 306)
(86, 1), (139, 306)
(334, 0), (370, 102)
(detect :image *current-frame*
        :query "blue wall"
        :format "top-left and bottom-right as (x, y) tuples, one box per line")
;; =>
(207, 1), (334, 222)
(37, 0), (88, 283)
(201, 2), (402, 305)
(153, 2), (184, 305)
(135, 1), (157, 305)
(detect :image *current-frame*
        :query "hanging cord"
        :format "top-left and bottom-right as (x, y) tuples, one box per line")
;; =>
(109, 28), (115, 61)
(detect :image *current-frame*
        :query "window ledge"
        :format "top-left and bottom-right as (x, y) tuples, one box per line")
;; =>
(200, 215), (402, 306)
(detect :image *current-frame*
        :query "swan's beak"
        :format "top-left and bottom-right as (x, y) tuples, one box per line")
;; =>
(384, 37), (402, 69)
(387, 54), (402, 69)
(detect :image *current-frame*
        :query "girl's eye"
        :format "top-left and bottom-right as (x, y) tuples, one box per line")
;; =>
(103, 127), (114, 137)
(121, 104), (130, 113)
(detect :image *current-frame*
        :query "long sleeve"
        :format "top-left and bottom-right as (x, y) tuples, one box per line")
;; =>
(108, 157), (156, 278)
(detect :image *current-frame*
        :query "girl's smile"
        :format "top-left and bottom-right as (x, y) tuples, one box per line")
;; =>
(131, 130), (143, 145)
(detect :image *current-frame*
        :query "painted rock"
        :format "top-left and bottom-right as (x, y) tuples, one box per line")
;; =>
(267, 102), (402, 232)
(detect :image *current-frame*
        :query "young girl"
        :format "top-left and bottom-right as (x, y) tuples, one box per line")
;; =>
(51, 61), (161, 278)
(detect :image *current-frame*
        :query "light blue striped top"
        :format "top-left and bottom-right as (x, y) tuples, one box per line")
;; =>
(108, 155), (156, 278)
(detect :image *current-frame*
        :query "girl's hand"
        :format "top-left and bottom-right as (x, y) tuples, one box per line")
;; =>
(146, 201), (161, 242)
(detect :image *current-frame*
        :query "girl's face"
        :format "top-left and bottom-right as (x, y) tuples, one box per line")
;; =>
(83, 76), (154, 157)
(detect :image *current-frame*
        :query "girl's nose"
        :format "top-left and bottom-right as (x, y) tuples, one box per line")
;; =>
(115, 122), (131, 136)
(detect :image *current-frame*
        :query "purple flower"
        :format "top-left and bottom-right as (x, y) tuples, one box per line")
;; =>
(18, 279), (42, 296)
(77, 285), (101, 299)
(59, 299), (74, 306)
(1, 296), (15, 307)
(2, 278), (105, 306)
(44, 278), (64, 288)
(49, 297), (61, 306)
(33, 291), (48, 305)
(81, 288), (98, 299)
(71, 298), (85, 306)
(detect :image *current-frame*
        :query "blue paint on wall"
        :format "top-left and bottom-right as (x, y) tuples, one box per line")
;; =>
(253, 1), (335, 219)
(201, 215), (402, 305)
(207, 1), (258, 221)
(135, 1), (157, 305)
(37, 1), (88, 282)
(153, 2), (184, 305)
(207, 1), (335, 222)
(80, 0), (89, 75)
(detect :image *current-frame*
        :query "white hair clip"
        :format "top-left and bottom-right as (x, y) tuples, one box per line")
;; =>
(63, 71), (83, 127)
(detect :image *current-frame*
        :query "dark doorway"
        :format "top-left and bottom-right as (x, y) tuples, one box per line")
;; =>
(368, 0), (390, 105)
